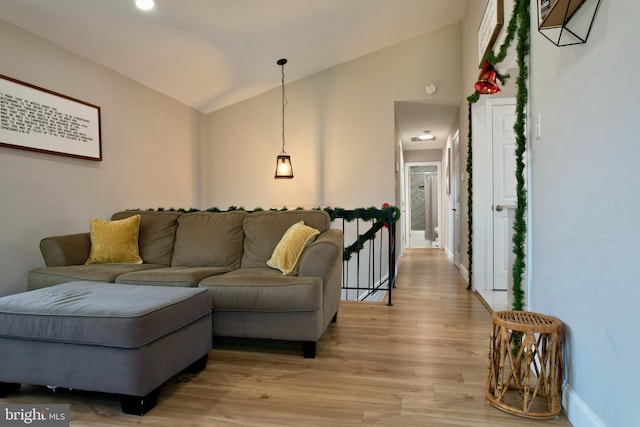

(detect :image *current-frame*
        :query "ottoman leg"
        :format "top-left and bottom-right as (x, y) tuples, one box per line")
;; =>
(0, 382), (20, 397)
(183, 353), (208, 374)
(302, 341), (316, 358)
(120, 388), (159, 416)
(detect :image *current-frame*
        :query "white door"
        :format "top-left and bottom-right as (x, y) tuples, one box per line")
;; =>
(491, 104), (517, 291)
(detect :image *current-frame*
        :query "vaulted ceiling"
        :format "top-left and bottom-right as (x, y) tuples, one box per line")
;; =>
(0, 0), (468, 148)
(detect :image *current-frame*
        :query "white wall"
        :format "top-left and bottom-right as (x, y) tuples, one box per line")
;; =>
(529, 1), (639, 426)
(403, 149), (442, 163)
(201, 23), (462, 210)
(0, 20), (200, 296)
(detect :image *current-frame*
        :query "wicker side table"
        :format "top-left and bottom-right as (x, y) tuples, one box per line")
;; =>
(486, 310), (564, 419)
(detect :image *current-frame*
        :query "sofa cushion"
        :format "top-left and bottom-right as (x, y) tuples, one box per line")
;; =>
(267, 221), (319, 275)
(85, 215), (142, 265)
(198, 268), (322, 312)
(172, 211), (246, 268)
(241, 210), (330, 269)
(111, 210), (182, 266)
(116, 266), (233, 287)
(0, 281), (211, 348)
(28, 264), (165, 290)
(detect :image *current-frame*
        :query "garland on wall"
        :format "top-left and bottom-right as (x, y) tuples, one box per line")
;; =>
(466, 0), (530, 311)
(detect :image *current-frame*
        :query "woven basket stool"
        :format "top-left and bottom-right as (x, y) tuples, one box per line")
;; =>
(486, 310), (564, 419)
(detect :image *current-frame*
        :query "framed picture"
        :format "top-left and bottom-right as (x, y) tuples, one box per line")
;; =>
(538, 0), (588, 29)
(539, 0), (552, 21)
(477, 0), (504, 67)
(0, 74), (101, 161)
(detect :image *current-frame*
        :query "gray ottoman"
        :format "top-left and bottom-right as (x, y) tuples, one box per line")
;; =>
(0, 281), (212, 415)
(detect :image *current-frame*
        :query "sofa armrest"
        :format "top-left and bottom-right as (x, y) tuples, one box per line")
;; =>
(40, 233), (91, 267)
(298, 228), (343, 325)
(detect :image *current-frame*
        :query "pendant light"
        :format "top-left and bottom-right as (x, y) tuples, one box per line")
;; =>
(274, 58), (293, 179)
(475, 61), (501, 95)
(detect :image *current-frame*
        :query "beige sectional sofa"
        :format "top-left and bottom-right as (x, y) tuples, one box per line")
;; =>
(28, 209), (343, 358)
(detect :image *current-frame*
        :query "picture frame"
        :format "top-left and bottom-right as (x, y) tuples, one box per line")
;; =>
(0, 74), (102, 161)
(477, 0), (504, 68)
(538, 0), (588, 29)
(539, 0), (552, 22)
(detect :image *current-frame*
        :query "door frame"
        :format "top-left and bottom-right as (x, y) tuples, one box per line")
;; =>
(451, 130), (462, 268)
(403, 161), (442, 249)
(471, 98), (521, 302)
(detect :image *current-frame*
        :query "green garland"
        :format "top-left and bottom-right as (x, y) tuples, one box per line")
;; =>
(143, 205), (400, 223)
(511, 0), (530, 311)
(136, 205), (400, 262)
(465, 102), (473, 290)
(466, 0), (529, 311)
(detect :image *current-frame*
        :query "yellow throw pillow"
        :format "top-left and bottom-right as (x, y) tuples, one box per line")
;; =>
(85, 215), (143, 264)
(267, 221), (320, 275)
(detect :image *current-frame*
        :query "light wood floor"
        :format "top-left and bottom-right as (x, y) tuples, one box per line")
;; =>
(2, 249), (572, 426)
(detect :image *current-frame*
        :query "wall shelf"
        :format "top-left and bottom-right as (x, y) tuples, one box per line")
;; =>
(537, 0), (601, 46)
(539, 0), (586, 29)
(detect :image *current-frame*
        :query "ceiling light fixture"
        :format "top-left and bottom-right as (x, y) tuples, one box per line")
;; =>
(412, 131), (435, 142)
(135, 0), (155, 11)
(274, 58), (293, 179)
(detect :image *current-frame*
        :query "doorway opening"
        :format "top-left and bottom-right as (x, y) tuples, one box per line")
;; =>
(405, 162), (441, 249)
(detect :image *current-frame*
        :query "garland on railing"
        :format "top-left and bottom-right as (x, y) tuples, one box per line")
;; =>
(466, 0), (529, 311)
(342, 220), (386, 261)
(144, 205), (401, 223)
(137, 205), (400, 263)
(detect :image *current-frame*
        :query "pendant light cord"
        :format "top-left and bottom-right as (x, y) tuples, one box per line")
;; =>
(280, 60), (288, 154)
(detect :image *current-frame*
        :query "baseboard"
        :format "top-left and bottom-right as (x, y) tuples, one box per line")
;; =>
(446, 249), (454, 262)
(459, 264), (469, 284)
(564, 384), (605, 427)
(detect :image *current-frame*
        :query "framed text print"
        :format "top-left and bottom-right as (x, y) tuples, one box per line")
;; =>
(477, 0), (504, 67)
(0, 74), (102, 161)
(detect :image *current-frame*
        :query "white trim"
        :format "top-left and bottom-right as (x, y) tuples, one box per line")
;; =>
(446, 247), (454, 263)
(397, 139), (406, 258)
(564, 385), (605, 427)
(459, 264), (469, 284)
(404, 161), (442, 250)
(472, 97), (518, 298)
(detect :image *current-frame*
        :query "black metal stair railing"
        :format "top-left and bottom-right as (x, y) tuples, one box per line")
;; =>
(141, 205), (399, 305)
(332, 208), (398, 306)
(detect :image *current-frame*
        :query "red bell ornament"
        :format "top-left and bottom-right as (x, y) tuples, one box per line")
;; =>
(475, 61), (501, 95)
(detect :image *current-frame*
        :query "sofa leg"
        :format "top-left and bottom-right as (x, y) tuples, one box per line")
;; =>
(0, 382), (20, 397)
(331, 312), (338, 323)
(302, 341), (316, 358)
(183, 353), (208, 374)
(120, 388), (159, 416)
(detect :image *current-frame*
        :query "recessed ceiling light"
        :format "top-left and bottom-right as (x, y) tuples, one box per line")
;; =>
(417, 134), (436, 141)
(411, 133), (436, 142)
(135, 0), (155, 11)
(417, 131), (435, 141)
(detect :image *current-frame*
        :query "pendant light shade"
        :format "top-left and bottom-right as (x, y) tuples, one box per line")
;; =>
(275, 154), (293, 179)
(475, 61), (501, 95)
(274, 58), (294, 179)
